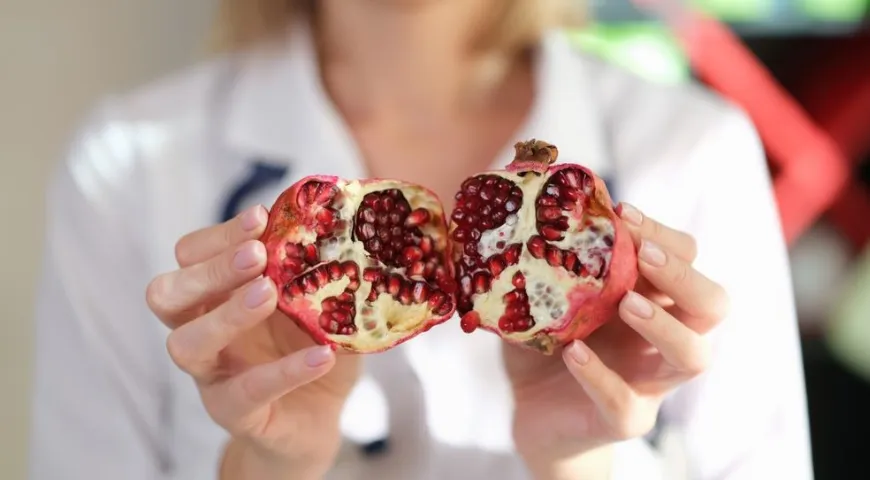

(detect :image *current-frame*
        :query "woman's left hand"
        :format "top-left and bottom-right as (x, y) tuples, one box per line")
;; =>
(505, 203), (730, 478)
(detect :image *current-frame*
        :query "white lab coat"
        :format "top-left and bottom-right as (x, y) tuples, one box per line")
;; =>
(28, 25), (814, 480)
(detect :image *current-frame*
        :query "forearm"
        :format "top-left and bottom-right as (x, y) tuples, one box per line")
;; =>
(220, 438), (332, 480)
(523, 445), (614, 480)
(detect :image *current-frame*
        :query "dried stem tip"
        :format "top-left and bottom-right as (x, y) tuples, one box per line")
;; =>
(509, 139), (559, 174)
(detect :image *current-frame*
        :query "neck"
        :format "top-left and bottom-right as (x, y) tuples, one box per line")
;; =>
(315, 0), (519, 121)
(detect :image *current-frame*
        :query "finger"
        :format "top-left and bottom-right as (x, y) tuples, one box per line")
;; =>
(147, 239), (267, 327)
(218, 346), (335, 424)
(636, 240), (730, 332)
(175, 205), (268, 268)
(619, 292), (711, 377)
(166, 277), (277, 380)
(563, 341), (656, 440)
(617, 203), (696, 263)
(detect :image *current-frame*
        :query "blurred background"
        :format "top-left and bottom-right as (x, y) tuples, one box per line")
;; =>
(1, 0), (868, 478)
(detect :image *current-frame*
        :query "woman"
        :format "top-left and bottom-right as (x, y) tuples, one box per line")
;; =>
(28, 0), (813, 478)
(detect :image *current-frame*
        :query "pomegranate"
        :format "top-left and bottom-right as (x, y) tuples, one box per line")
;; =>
(261, 176), (456, 353)
(449, 139), (638, 354)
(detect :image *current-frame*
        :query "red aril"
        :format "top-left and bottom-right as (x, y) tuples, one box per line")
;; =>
(261, 175), (456, 353)
(450, 139), (638, 354)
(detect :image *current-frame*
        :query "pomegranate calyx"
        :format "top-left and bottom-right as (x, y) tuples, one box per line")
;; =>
(509, 138), (559, 174)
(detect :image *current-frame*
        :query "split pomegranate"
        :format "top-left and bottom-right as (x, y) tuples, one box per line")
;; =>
(261, 176), (456, 353)
(450, 139), (638, 354)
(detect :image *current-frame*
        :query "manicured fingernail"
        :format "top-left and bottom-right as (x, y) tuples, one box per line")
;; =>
(240, 206), (265, 231)
(305, 346), (333, 368)
(244, 277), (272, 309)
(639, 240), (666, 267)
(234, 242), (264, 270)
(618, 203), (643, 226)
(623, 291), (654, 319)
(567, 341), (590, 366)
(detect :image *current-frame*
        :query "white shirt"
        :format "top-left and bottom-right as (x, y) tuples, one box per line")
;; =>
(28, 25), (813, 480)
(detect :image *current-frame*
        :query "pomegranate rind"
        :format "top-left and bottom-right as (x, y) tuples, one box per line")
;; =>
(261, 175), (456, 354)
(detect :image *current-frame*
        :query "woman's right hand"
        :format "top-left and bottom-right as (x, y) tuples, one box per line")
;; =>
(146, 205), (361, 479)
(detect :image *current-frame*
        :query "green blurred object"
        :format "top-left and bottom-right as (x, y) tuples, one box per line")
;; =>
(568, 23), (690, 85)
(826, 247), (870, 383)
(799, 0), (867, 21)
(690, 0), (773, 20)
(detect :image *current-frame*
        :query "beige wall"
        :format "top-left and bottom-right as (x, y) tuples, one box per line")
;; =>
(0, 1), (215, 478)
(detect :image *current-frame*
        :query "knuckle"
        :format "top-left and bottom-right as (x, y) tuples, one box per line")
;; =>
(646, 217), (664, 240)
(165, 333), (192, 370)
(670, 261), (691, 286)
(145, 275), (171, 315)
(174, 237), (193, 267)
(611, 405), (657, 440)
(681, 340), (712, 377)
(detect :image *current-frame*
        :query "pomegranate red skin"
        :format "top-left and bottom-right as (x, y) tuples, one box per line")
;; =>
(454, 140), (640, 354)
(261, 175), (456, 353)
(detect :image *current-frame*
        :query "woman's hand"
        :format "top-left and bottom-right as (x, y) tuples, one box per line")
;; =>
(145, 206), (361, 479)
(505, 203), (729, 480)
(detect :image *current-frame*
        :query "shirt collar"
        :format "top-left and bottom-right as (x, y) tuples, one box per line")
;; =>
(222, 24), (611, 182)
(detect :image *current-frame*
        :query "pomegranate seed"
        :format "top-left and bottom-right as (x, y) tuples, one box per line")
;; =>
(302, 276), (318, 294)
(527, 237), (546, 258)
(428, 292), (447, 310)
(537, 206), (562, 222)
(512, 272), (525, 289)
(285, 242), (303, 257)
(304, 244), (318, 265)
(546, 247), (564, 267)
(347, 279), (360, 291)
(359, 223), (376, 239)
(337, 292), (354, 303)
(398, 285), (413, 305)
(315, 208), (336, 226)
(322, 298), (338, 312)
(401, 246), (424, 264)
(403, 261), (422, 277)
(541, 224), (564, 241)
(327, 262), (342, 280)
(286, 282), (304, 297)
(363, 268), (382, 282)
(388, 275), (402, 296)
(564, 253), (579, 273)
(504, 244), (521, 264)
(504, 200), (519, 212)
(504, 290), (522, 303)
(434, 299), (454, 316)
(405, 209), (430, 227)
(538, 195), (559, 207)
(313, 267), (330, 286)
(460, 311), (481, 333)
(488, 256), (506, 277)
(284, 258), (304, 275)
(559, 169), (581, 188)
(473, 272), (491, 294)
(419, 237), (434, 255)
(412, 282), (429, 303)
(342, 261), (358, 279)
(460, 276), (473, 296)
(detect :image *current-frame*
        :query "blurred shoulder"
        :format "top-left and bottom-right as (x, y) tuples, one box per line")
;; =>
(572, 48), (760, 172)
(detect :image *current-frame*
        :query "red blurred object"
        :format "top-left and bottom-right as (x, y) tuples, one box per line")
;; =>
(793, 35), (870, 251)
(628, 1), (851, 245)
(675, 15), (850, 245)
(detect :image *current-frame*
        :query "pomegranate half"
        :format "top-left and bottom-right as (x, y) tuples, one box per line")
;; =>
(261, 176), (456, 353)
(449, 139), (638, 354)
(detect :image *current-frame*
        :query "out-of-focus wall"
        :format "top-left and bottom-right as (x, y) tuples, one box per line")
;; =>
(0, 1), (215, 478)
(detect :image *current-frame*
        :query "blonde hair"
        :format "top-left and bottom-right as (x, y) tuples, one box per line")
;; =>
(211, 0), (584, 54)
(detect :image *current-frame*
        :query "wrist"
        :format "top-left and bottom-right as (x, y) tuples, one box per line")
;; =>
(220, 438), (335, 480)
(520, 444), (614, 480)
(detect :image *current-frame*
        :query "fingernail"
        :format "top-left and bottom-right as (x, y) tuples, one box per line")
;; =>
(619, 203), (643, 226)
(639, 240), (666, 267)
(623, 291), (654, 319)
(240, 206), (265, 232)
(244, 277), (272, 309)
(567, 341), (590, 366)
(234, 242), (264, 270)
(305, 346), (333, 368)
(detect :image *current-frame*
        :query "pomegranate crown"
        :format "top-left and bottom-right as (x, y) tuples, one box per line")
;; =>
(509, 139), (559, 174)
